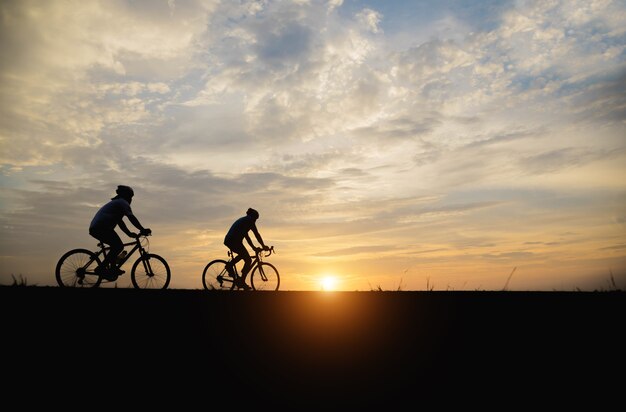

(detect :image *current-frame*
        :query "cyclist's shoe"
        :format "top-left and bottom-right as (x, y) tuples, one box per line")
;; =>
(95, 266), (123, 281)
(98, 270), (119, 281)
(235, 278), (252, 290)
(102, 273), (119, 282)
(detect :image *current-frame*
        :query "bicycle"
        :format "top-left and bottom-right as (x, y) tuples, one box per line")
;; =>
(55, 233), (171, 289)
(202, 246), (280, 291)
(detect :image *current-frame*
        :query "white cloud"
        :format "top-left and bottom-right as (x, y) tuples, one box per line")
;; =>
(356, 8), (382, 33)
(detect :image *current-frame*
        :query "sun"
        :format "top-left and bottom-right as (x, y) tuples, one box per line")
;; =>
(321, 276), (337, 291)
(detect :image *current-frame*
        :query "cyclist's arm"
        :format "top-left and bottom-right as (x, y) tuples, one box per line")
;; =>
(118, 220), (136, 237)
(127, 214), (148, 234)
(244, 233), (257, 250)
(252, 226), (267, 249)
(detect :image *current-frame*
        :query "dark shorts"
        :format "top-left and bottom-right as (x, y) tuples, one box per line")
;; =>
(225, 241), (250, 260)
(90, 227), (122, 248)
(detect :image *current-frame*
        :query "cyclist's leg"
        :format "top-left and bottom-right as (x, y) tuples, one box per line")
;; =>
(90, 228), (123, 272)
(239, 250), (252, 281)
(224, 242), (243, 274)
(225, 256), (239, 277)
(227, 242), (252, 286)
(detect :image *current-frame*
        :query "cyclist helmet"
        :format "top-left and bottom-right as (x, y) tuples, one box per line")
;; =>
(117, 185), (134, 196)
(113, 185), (134, 200)
(246, 208), (259, 219)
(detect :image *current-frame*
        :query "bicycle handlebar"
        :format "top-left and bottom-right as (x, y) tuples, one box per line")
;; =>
(128, 233), (150, 243)
(226, 246), (274, 258)
(256, 245), (275, 257)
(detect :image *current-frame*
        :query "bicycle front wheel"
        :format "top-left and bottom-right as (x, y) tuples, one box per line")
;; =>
(131, 253), (171, 289)
(250, 262), (280, 291)
(55, 249), (103, 288)
(202, 259), (235, 291)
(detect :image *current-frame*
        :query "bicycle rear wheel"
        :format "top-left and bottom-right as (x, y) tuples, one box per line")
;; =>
(202, 259), (235, 291)
(55, 248), (103, 288)
(250, 262), (280, 291)
(131, 253), (171, 289)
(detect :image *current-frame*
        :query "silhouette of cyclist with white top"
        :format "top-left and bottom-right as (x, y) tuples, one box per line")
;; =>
(89, 185), (151, 281)
(224, 208), (269, 290)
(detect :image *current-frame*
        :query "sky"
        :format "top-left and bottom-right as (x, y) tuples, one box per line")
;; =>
(1, 0), (625, 291)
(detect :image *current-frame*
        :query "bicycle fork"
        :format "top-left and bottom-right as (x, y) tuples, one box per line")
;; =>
(140, 252), (154, 277)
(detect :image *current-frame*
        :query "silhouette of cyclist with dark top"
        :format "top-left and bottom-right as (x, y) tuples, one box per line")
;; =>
(89, 185), (151, 281)
(224, 208), (269, 290)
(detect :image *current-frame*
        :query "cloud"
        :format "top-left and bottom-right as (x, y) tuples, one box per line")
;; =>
(356, 8), (383, 34)
(352, 115), (442, 143)
(481, 251), (535, 260)
(254, 22), (314, 68)
(313, 245), (395, 257)
(0, 0), (214, 166)
(519, 147), (623, 175)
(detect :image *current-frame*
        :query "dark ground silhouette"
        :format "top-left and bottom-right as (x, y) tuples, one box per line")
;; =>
(2, 287), (624, 407)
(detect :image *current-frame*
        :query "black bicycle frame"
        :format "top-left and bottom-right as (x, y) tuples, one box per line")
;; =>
(97, 237), (144, 268)
(228, 252), (262, 276)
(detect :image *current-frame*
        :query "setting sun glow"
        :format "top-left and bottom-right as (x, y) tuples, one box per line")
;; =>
(321, 276), (337, 291)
